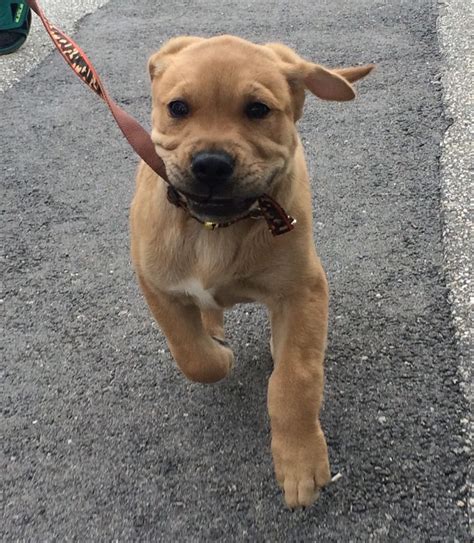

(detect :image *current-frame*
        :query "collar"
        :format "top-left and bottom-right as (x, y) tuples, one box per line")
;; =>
(166, 186), (296, 236)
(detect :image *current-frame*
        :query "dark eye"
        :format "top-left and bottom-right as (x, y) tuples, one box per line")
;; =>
(168, 100), (189, 118)
(245, 102), (271, 119)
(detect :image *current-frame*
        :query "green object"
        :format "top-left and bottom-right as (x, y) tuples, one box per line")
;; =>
(0, 1), (31, 55)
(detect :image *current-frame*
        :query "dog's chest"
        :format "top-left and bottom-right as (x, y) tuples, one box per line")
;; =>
(168, 278), (220, 309)
(154, 226), (263, 308)
(163, 234), (235, 309)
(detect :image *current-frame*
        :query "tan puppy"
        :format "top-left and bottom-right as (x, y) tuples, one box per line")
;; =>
(130, 35), (373, 508)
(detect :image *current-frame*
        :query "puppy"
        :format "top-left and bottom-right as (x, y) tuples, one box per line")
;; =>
(130, 35), (373, 508)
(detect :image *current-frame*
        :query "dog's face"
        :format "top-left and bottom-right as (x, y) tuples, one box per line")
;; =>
(148, 35), (373, 221)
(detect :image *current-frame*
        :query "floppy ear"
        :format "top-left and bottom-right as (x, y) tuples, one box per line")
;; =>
(303, 64), (356, 101)
(148, 36), (205, 80)
(265, 42), (374, 119)
(304, 62), (375, 100)
(333, 64), (375, 83)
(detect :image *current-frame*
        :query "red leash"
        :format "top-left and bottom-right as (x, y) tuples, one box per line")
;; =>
(26, 0), (296, 235)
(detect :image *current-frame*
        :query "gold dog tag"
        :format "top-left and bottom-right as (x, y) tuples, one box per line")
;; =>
(203, 221), (217, 230)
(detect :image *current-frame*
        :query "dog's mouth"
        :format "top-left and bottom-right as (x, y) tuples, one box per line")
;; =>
(178, 190), (259, 221)
(166, 167), (282, 222)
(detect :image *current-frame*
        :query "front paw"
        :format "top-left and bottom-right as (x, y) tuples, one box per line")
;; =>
(271, 425), (331, 508)
(170, 338), (234, 384)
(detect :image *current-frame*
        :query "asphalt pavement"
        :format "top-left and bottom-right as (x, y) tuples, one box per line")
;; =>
(2, 0), (471, 540)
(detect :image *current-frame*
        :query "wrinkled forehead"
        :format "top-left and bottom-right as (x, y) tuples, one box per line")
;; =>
(155, 38), (290, 107)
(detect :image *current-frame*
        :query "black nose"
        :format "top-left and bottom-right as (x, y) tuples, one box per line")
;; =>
(191, 151), (234, 187)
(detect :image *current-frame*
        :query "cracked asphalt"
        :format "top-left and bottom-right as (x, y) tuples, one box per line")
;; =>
(1, 0), (471, 540)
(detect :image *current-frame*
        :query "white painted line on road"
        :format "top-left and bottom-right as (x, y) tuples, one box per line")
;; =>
(0, 0), (111, 93)
(438, 0), (473, 532)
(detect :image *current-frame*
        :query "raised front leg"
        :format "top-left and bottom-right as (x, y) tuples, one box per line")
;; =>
(268, 273), (331, 508)
(138, 275), (233, 383)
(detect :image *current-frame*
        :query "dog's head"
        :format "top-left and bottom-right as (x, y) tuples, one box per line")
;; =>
(148, 35), (373, 221)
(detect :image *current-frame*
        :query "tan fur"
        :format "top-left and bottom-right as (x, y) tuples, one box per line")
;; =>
(130, 35), (373, 508)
